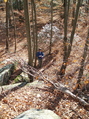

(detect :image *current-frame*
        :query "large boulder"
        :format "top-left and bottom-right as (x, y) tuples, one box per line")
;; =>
(14, 109), (61, 119)
(0, 64), (14, 85)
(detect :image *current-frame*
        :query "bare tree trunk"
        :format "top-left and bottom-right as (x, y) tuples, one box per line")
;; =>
(68, 0), (70, 13)
(23, 0), (32, 66)
(31, 0), (38, 67)
(68, 0), (81, 57)
(14, 18), (17, 52)
(72, 0), (76, 26)
(49, 0), (53, 54)
(59, 0), (81, 78)
(9, 0), (17, 52)
(31, 1), (35, 61)
(77, 28), (89, 87)
(59, 0), (70, 77)
(5, 1), (9, 51)
(23, 0), (33, 82)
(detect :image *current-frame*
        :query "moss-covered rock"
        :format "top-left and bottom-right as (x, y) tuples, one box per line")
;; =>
(14, 72), (30, 83)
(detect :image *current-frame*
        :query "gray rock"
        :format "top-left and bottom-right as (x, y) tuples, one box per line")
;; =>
(14, 109), (61, 119)
(0, 64), (14, 85)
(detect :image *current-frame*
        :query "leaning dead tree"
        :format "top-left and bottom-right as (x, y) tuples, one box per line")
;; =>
(15, 59), (89, 108)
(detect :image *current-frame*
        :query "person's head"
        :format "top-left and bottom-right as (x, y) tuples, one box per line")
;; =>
(39, 48), (41, 51)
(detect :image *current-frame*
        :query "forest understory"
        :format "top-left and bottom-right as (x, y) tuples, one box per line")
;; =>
(0, 1), (89, 119)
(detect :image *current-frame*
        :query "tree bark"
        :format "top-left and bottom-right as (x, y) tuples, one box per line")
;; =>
(49, 0), (53, 54)
(31, 0), (38, 67)
(5, 0), (9, 51)
(77, 28), (89, 86)
(72, 0), (76, 26)
(59, 0), (81, 78)
(67, 0), (82, 58)
(23, 0), (32, 66)
(23, 0), (33, 82)
(59, 0), (69, 77)
(9, 0), (17, 52)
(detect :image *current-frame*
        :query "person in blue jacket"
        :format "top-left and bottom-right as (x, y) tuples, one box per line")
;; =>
(36, 48), (44, 68)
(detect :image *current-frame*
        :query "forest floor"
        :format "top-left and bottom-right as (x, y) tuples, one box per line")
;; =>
(0, 3), (89, 119)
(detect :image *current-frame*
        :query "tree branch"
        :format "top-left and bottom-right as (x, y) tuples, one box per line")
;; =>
(17, 59), (89, 108)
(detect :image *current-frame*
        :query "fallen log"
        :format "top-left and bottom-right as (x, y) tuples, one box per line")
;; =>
(6, 59), (89, 108)
(38, 73), (89, 108)
(17, 59), (89, 108)
(53, 83), (89, 108)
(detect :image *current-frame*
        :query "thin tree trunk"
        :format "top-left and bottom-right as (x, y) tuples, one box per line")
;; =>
(77, 28), (89, 87)
(59, 0), (69, 77)
(68, 0), (81, 57)
(31, 0), (38, 67)
(49, 0), (53, 54)
(23, 0), (32, 66)
(31, 1), (35, 61)
(5, 1), (9, 51)
(9, 0), (17, 52)
(23, 0), (33, 82)
(68, 0), (70, 13)
(59, 0), (81, 78)
(72, 0), (76, 26)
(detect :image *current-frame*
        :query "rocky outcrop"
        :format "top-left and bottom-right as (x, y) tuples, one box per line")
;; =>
(14, 109), (61, 119)
(0, 64), (14, 85)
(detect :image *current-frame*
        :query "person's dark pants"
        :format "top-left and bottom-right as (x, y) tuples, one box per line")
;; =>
(38, 58), (42, 68)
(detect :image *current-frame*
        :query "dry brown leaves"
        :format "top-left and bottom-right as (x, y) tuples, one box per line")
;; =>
(0, 83), (89, 119)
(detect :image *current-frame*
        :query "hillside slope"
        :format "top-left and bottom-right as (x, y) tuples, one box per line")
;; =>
(0, 2), (89, 119)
